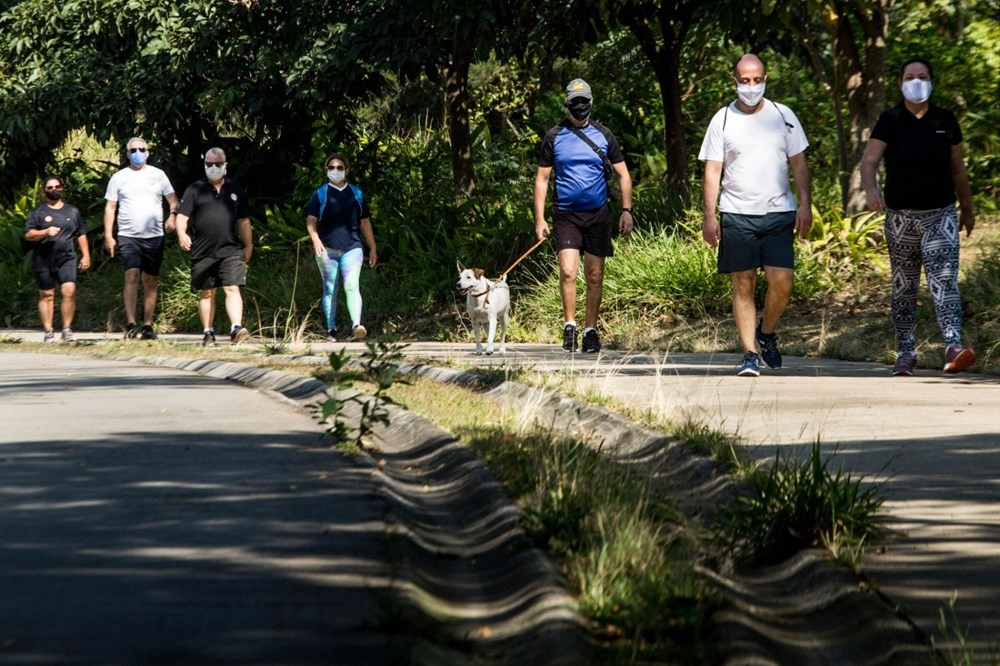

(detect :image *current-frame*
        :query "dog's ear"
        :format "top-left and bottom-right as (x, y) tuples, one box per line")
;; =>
(457, 260), (466, 273)
(474, 268), (485, 279)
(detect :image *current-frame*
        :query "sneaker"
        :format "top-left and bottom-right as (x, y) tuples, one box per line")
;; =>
(943, 345), (976, 374)
(140, 324), (157, 340)
(755, 323), (782, 369)
(43, 329), (55, 343)
(581, 328), (601, 353)
(61, 327), (74, 342)
(124, 322), (139, 340)
(327, 329), (338, 342)
(202, 330), (217, 347)
(737, 351), (761, 377)
(352, 324), (367, 341)
(893, 353), (917, 376)
(562, 323), (578, 352)
(230, 325), (250, 345)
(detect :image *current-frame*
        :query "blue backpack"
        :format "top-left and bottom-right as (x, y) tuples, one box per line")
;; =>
(315, 182), (364, 219)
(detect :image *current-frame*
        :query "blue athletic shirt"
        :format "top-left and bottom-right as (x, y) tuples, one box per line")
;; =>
(303, 183), (371, 252)
(539, 120), (624, 211)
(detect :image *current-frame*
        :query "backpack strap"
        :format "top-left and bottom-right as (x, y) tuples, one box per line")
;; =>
(723, 101), (793, 132)
(566, 124), (615, 177)
(316, 182), (365, 219)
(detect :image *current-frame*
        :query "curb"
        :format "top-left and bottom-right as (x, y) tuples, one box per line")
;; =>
(99, 353), (591, 664)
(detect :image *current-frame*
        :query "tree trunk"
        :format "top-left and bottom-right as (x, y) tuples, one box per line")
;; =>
(660, 40), (691, 207)
(834, 0), (889, 213)
(624, 8), (692, 208)
(443, 43), (477, 199)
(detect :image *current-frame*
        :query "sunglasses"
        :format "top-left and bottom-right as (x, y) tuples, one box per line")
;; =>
(205, 161), (225, 167)
(45, 185), (63, 191)
(327, 164), (346, 170)
(129, 147), (147, 154)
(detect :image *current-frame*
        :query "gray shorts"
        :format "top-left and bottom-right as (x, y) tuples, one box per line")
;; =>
(718, 211), (796, 273)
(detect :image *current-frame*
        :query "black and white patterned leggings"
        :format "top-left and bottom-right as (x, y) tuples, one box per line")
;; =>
(885, 204), (964, 354)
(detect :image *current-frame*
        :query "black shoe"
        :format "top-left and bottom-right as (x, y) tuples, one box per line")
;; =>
(140, 324), (157, 340)
(562, 323), (578, 352)
(581, 328), (601, 353)
(755, 322), (781, 369)
(202, 330), (217, 347)
(230, 325), (250, 345)
(124, 322), (139, 340)
(327, 329), (338, 342)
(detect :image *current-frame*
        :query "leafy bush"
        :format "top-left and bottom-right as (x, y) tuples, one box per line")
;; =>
(0, 189), (37, 326)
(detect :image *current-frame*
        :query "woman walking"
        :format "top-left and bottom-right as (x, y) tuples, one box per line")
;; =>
(861, 57), (976, 376)
(304, 153), (377, 342)
(23, 176), (91, 342)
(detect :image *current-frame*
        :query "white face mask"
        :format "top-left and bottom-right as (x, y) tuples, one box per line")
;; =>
(327, 169), (346, 183)
(205, 165), (226, 181)
(901, 79), (932, 104)
(736, 82), (766, 107)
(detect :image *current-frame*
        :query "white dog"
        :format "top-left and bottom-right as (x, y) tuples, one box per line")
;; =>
(456, 261), (510, 356)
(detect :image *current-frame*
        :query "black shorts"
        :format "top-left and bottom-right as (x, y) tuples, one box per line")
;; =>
(34, 255), (77, 291)
(551, 205), (614, 258)
(191, 255), (247, 292)
(118, 235), (165, 275)
(718, 211), (796, 273)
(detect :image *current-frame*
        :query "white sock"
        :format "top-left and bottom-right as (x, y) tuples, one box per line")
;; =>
(583, 327), (595, 335)
(564, 320), (576, 328)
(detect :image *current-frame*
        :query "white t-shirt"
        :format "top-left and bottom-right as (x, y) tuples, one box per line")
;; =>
(104, 165), (175, 238)
(698, 99), (809, 215)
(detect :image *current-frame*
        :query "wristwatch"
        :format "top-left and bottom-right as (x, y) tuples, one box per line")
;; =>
(621, 207), (633, 213)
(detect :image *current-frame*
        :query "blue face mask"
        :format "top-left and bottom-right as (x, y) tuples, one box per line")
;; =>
(129, 148), (148, 168)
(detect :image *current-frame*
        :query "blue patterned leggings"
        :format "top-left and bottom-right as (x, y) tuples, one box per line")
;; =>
(316, 247), (364, 331)
(885, 205), (964, 354)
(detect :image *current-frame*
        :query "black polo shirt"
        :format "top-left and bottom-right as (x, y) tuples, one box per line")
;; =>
(177, 179), (251, 261)
(870, 103), (962, 210)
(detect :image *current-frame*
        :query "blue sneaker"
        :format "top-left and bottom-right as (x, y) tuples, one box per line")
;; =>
(755, 323), (782, 369)
(737, 351), (761, 377)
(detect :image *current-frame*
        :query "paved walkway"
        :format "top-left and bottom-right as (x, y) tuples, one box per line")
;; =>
(0, 351), (398, 665)
(417, 342), (1000, 657)
(5, 329), (999, 658)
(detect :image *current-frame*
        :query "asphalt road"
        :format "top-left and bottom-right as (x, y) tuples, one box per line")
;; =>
(4, 329), (999, 659)
(0, 351), (398, 665)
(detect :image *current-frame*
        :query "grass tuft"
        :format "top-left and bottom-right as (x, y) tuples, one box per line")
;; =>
(716, 441), (887, 567)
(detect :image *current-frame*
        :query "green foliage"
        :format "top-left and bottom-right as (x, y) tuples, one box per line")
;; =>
(717, 442), (887, 566)
(0, 188), (36, 327)
(806, 207), (887, 284)
(313, 340), (410, 448)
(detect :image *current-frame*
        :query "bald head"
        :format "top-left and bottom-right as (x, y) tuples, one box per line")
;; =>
(205, 147), (226, 163)
(733, 54), (766, 82)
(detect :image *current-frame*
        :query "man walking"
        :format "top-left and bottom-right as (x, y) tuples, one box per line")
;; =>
(534, 78), (633, 353)
(175, 147), (253, 346)
(103, 137), (179, 340)
(699, 54), (812, 377)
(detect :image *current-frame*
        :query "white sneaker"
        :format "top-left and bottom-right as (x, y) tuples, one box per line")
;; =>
(352, 324), (367, 341)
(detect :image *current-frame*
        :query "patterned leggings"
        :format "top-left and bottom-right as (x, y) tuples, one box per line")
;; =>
(316, 247), (364, 331)
(884, 205), (963, 354)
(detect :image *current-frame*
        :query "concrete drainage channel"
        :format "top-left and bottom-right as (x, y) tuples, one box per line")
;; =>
(107, 353), (935, 664)
(103, 354), (588, 664)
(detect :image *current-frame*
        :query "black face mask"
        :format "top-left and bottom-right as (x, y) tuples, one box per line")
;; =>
(568, 100), (592, 122)
(45, 190), (63, 201)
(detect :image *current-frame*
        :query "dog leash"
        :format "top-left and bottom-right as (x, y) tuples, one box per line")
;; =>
(498, 236), (548, 281)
